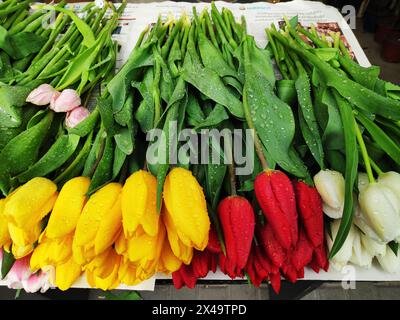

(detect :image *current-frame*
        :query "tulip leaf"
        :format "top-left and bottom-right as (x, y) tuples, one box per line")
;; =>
(54, 132), (93, 186)
(104, 291), (142, 300)
(67, 109), (100, 137)
(87, 136), (114, 196)
(242, 36), (308, 178)
(1, 249), (15, 279)
(356, 112), (400, 165)
(15, 134), (80, 183)
(329, 90), (358, 259)
(38, 5), (95, 48)
(0, 111), (53, 195)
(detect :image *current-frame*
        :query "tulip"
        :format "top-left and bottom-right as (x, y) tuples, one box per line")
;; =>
(327, 220), (356, 270)
(163, 167), (210, 251)
(50, 91), (60, 109)
(377, 246), (400, 273)
(254, 170), (298, 249)
(360, 233), (386, 257)
(121, 170), (159, 237)
(313, 170), (345, 219)
(26, 84), (58, 106)
(379, 171), (400, 197)
(0, 199), (11, 248)
(115, 220), (165, 282)
(157, 239), (182, 274)
(86, 248), (121, 290)
(8, 222), (41, 258)
(162, 207), (193, 265)
(73, 183), (122, 265)
(5, 254), (53, 293)
(353, 202), (382, 242)
(218, 196), (255, 277)
(358, 181), (400, 242)
(46, 177), (90, 239)
(65, 107), (90, 128)
(50, 89), (81, 113)
(349, 229), (373, 268)
(4, 177), (57, 230)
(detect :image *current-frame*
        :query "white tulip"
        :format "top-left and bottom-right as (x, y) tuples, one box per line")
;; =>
(359, 182), (400, 242)
(353, 202), (382, 243)
(360, 232), (386, 257)
(378, 171), (400, 197)
(327, 219), (356, 270)
(314, 170), (345, 219)
(358, 173), (369, 193)
(350, 228), (373, 268)
(377, 246), (400, 273)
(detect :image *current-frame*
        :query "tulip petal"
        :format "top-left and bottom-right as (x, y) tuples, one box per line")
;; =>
(55, 256), (82, 291)
(47, 177), (90, 239)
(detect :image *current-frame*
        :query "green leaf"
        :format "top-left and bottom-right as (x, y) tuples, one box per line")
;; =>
(39, 4), (96, 48)
(1, 249), (15, 279)
(15, 134), (80, 183)
(98, 96), (115, 137)
(356, 112), (400, 165)
(277, 80), (297, 106)
(193, 104), (229, 130)
(313, 48), (339, 62)
(243, 37), (308, 178)
(87, 136), (114, 196)
(54, 132), (93, 185)
(0, 111), (53, 195)
(329, 90), (358, 258)
(182, 35), (244, 119)
(295, 68), (324, 168)
(104, 291), (142, 300)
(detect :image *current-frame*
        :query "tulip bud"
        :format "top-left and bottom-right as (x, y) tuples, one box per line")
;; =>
(377, 246), (400, 273)
(0, 199), (11, 248)
(157, 239), (182, 274)
(46, 177), (90, 239)
(26, 84), (58, 106)
(4, 177), (57, 230)
(55, 256), (82, 291)
(121, 170), (159, 237)
(254, 170), (298, 249)
(172, 264), (197, 289)
(313, 170), (345, 219)
(327, 220), (356, 270)
(359, 182), (400, 242)
(360, 233), (386, 257)
(349, 229), (373, 268)
(218, 196), (255, 274)
(50, 89), (81, 113)
(353, 202), (382, 242)
(65, 107), (90, 128)
(378, 171), (400, 196)
(73, 183), (122, 265)
(163, 167), (210, 251)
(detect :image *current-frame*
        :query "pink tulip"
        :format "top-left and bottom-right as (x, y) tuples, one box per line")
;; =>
(26, 84), (58, 106)
(5, 254), (53, 293)
(50, 89), (81, 113)
(6, 255), (31, 290)
(22, 269), (53, 293)
(50, 91), (61, 110)
(65, 107), (90, 128)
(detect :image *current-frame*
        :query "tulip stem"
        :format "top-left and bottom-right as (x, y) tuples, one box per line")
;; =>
(354, 121), (375, 183)
(369, 157), (383, 176)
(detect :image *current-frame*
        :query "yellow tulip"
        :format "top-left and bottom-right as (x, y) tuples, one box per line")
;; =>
(86, 248), (121, 291)
(163, 167), (210, 251)
(0, 199), (11, 248)
(115, 221), (165, 281)
(46, 177), (90, 239)
(118, 258), (141, 286)
(30, 234), (73, 271)
(163, 208), (193, 265)
(157, 237), (182, 274)
(4, 177), (57, 230)
(73, 183), (122, 266)
(121, 170), (159, 237)
(8, 222), (41, 258)
(55, 256), (82, 291)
